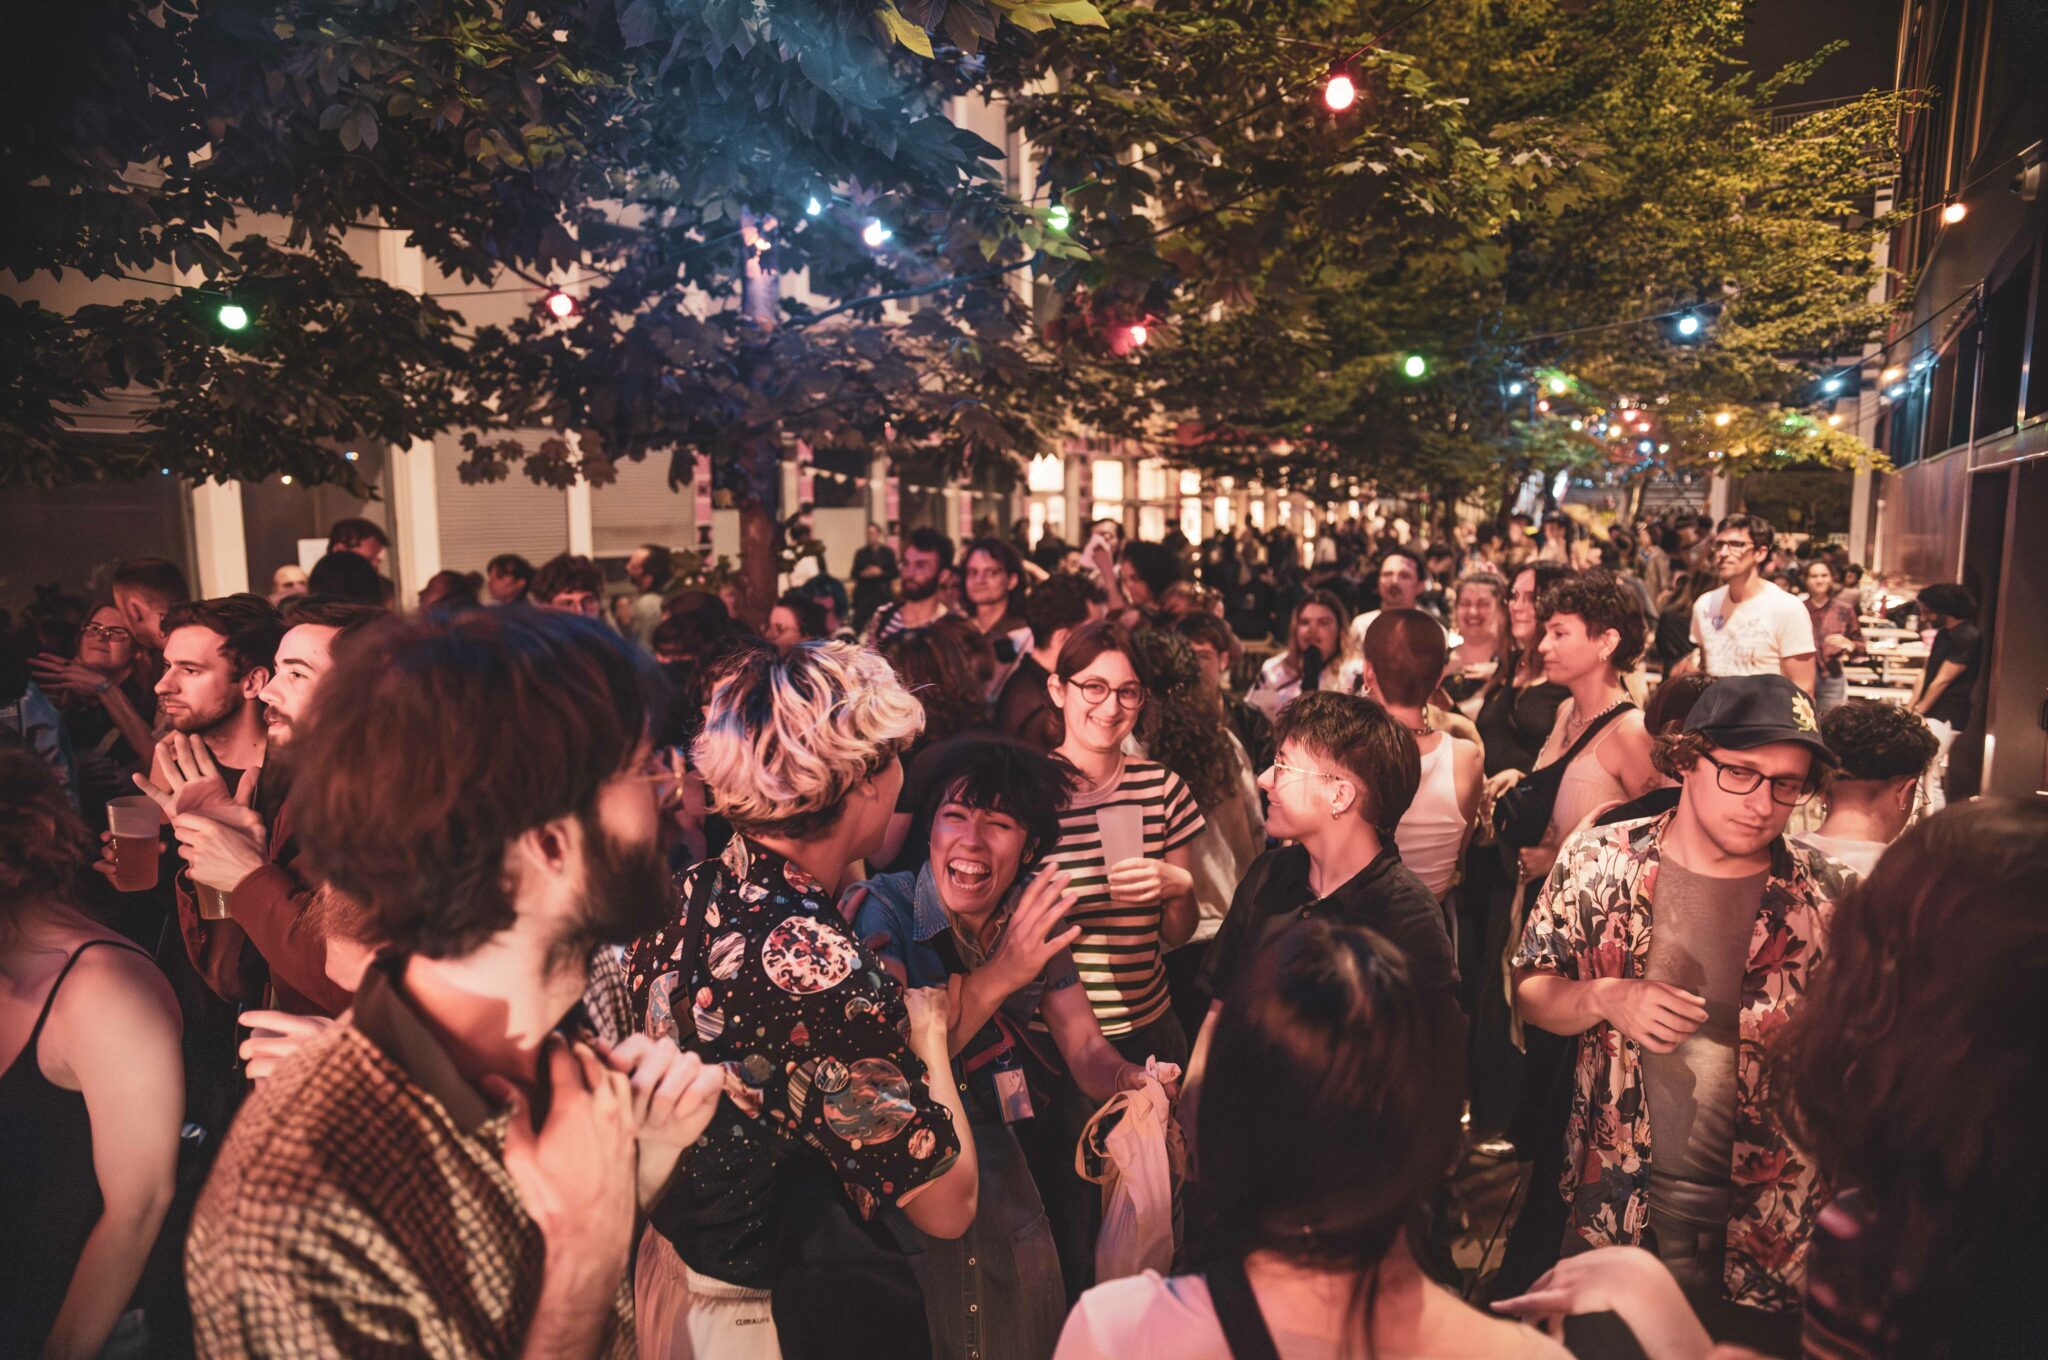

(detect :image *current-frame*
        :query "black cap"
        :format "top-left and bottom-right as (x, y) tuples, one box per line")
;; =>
(1682, 674), (1837, 767)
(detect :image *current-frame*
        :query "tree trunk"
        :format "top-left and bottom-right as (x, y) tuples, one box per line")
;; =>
(736, 209), (781, 628)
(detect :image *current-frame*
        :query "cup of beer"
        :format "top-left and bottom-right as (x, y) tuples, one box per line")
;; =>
(197, 884), (234, 921)
(106, 796), (162, 893)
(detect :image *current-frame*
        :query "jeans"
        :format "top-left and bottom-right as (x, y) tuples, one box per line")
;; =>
(1815, 672), (1847, 715)
(891, 1114), (1066, 1360)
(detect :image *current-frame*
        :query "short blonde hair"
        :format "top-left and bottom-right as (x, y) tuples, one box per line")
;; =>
(693, 641), (925, 837)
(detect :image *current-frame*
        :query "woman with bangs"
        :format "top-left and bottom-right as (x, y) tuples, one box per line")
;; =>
(849, 736), (1155, 1359)
(627, 640), (980, 1360)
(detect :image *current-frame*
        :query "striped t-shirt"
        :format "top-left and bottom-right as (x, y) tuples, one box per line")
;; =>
(1039, 757), (1205, 1036)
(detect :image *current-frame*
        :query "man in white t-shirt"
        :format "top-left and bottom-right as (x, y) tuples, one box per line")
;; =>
(1682, 514), (1817, 694)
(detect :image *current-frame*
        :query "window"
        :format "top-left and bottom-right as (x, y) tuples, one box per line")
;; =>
(1137, 458), (1169, 502)
(1028, 453), (1065, 493)
(1978, 258), (2031, 438)
(1091, 459), (1125, 504)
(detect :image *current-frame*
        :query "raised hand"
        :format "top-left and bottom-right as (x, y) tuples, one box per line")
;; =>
(136, 733), (235, 817)
(487, 1037), (638, 1282)
(172, 769), (267, 892)
(986, 870), (1079, 992)
(594, 1033), (728, 1207)
(27, 654), (106, 699)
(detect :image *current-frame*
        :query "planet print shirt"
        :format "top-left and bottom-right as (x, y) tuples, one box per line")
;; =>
(627, 836), (962, 1291)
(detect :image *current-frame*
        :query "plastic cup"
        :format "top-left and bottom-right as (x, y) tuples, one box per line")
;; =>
(197, 884), (234, 921)
(106, 797), (162, 893)
(1096, 802), (1146, 873)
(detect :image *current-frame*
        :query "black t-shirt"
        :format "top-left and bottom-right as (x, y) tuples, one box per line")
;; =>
(1197, 844), (1459, 1010)
(1923, 622), (1982, 727)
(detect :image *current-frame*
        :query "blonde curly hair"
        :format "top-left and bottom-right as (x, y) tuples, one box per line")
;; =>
(693, 640), (925, 837)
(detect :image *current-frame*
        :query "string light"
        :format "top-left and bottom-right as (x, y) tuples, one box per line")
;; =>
(806, 196), (825, 216)
(1886, 382), (1907, 399)
(1821, 375), (1844, 395)
(1048, 203), (1071, 232)
(1401, 353), (1428, 379)
(1714, 411), (1733, 427)
(1506, 380), (1525, 396)
(543, 290), (577, 320)
(1880, 365), (1903, 384)
(216, 302), (250, 331)
(1675, 311), (1702, 337)
(1546, 375), (1569, 394)
(862, 220), (893, 248)
(1323, 71), (1357, 111)
(1827, 413), (1843, 427)
(280, 474), (294, 485)
(1637, 438), (1654, 454)
(1127, 323), (1149, 346)
(1941, 200), (1967, 224)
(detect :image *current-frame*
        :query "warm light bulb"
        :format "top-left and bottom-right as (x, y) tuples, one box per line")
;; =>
(1536, 399), (1551, 413)
(806, 196), (824, 216)
(1821, 375), (1843, 394)
(1402, 354), (1428, 379)
(1547, 375), (1569, 394)
(1048, 204), (1071, 232)
(1127, 323), (1149, 347)
(1714, 411), (1733, 427)
(1324, 73), (1356, 111)
(1880, 365), (1903, 384)
(216, 303), (250, 331)
(1827, 413), (1843, 427)
(863, 220), (892, 247)
(1506, 380), (1525, 396)
(1941, 200), (1967, 224)
(544, 291), (576, 320)
(1676, 312), (1701, 337)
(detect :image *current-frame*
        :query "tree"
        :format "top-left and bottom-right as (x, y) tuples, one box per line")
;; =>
(1, 0), (1096, 613)
(989, 0), (1905, 516)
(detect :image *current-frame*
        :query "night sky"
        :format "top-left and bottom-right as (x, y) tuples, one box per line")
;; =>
(1739, 0), (1903, 102)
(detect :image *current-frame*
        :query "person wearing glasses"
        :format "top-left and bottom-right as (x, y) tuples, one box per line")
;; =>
(1185, 690), (1459, 1142)
(27, 601), (157, 820)
(1040, 620), (1206, 1072)
(1510, 674), (1854, 1354)
(1680, 514), (1818, 695)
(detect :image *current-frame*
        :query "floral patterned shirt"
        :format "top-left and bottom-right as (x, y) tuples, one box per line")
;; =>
(626, 837), (961, 1290)
(1512, 811), (1857, 1311)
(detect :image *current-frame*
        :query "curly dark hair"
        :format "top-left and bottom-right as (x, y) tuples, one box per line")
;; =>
(0, 749), (95, 914)
(1772, 799), (2048, 1354)
(1125, 626), (1242, 811)
(1539, 569), (1647, 672)
(1821, 699), (1939, 783)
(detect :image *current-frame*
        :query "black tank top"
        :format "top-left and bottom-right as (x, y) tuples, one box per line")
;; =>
(0, 938), (151, 1353)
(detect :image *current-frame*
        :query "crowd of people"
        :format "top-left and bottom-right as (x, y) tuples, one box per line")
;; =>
(0, 499), (2031, 1360)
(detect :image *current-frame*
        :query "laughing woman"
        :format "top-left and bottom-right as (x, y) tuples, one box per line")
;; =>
(850, 737), (1154, 1360)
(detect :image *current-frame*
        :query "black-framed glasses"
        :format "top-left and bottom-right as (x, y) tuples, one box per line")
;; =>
(1068, 678), (1146, 710)
(1700, 752), (1815, 806)
(1710, 538), (1760, 557)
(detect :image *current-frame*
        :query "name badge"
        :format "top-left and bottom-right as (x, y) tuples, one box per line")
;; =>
(993, 1067), (1034, 1123)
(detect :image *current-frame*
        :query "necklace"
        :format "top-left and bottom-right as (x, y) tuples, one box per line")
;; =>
(1561, 695), (1626, 745)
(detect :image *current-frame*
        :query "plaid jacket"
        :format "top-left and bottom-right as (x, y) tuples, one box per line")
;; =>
(187, 949), (638, 1358)
(1513, 812), (1856, 1312)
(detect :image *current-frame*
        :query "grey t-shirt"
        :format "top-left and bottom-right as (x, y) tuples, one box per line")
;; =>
(1643, 857), (1767, 1223)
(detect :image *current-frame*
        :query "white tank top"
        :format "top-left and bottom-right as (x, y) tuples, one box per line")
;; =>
(1396, 734), (1467, 898)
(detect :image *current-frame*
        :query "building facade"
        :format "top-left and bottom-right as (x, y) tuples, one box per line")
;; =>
(1870, 0), (2048, 796)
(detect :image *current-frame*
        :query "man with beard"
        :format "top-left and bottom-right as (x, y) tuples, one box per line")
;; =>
(863, 527), (953, 645)
(186, 608), (725, 1359)
(162, 596), (383, 1015)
